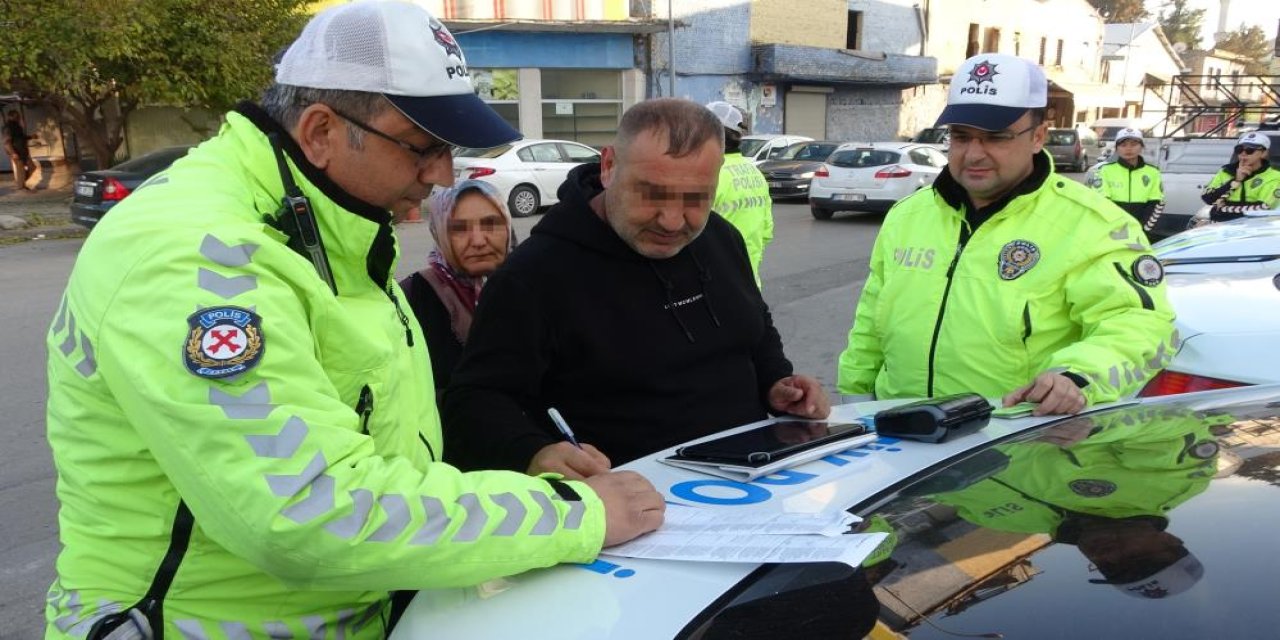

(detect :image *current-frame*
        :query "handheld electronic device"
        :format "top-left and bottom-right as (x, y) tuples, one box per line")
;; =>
(674, 420), (869, 466)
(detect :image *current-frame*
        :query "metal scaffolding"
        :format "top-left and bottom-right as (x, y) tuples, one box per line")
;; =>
(1144, 74), (1280, 138)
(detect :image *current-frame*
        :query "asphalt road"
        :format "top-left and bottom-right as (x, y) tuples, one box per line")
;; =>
(0, 199), (881, 636)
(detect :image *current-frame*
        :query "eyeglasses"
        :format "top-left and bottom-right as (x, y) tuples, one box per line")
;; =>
(446, 216), (508, 236)
(948, 124), (1038, 148)
(326, 105), (455, 165)
(1237, 146), (1267, 156)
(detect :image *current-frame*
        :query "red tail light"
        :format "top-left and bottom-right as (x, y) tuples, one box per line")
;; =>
(875, 165), (912, 179)
(1074, 141), (1082, 155)
(101, 177), (132, 202)
(814, 165), (830, 178)
(466, 167), (496, 179)
(1137, 371), (1248, 397)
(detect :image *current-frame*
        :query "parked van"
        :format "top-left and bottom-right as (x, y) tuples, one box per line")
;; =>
(1044, 127), (1099, 172)
(739, 134), (813, 165)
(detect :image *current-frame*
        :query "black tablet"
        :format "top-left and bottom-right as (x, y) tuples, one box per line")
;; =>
(674, 420), (868, 467)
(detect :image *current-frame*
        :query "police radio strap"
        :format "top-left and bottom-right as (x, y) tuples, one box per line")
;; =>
(85, 501), (195, 640)
(268, 132), (338, 295)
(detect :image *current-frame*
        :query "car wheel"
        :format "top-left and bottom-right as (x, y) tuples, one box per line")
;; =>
(810, 205), (834, 220)
(508, 185), (540, 218)
(1077, 155), (1087, 172)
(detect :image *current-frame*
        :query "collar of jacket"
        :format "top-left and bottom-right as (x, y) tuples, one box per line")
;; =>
(232, 101), (399, 291)
(1116, 156), (1147, 170)
(933, 150), (1053, 230)
(1221, 159), (1274, 180)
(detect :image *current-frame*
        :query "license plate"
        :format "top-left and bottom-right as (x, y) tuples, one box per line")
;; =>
(835, 193), (866, 202)
(76, 184), (95, 197)
(768, 181), (782, 188)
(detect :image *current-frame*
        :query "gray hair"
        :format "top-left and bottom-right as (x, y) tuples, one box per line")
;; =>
(615, 98), (725, 158)
(259, 83), (389, 149)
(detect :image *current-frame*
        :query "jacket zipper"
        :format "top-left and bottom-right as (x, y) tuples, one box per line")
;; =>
(926, 224), (971, 397)
(385, 284), (414, 347)
(1022, 303), (1033, 343)
(356, 385), (374, 435)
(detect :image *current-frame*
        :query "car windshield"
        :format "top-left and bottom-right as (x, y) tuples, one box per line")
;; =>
(780, 143), (839, 161)
(915, 128), (948, 144)
(829, 149), (900, 168)
(455, 144), (513, 159)
(740, 138), (768, 158)
(110, 147), (191, 174)
(1047, 130), (1078, 145)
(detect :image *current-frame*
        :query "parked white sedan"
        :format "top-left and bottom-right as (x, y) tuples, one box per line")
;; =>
(452, 139), (601, 217)
(807, 143), (948, 220)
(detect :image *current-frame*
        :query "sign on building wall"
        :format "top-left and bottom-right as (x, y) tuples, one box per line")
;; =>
(761, 84), (777, 107)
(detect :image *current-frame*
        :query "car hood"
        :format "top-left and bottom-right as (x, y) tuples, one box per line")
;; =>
(757, 160), (824, 174)
(386, 386), (1280, 637)
(1155, 216), (1280, 271)
(871, 386), (1280, 640)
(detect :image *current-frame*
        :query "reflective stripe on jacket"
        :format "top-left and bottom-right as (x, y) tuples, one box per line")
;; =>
(713, 152), (773, 286)
(45, 105), (604, 639)
(838, 164), (1177, 405)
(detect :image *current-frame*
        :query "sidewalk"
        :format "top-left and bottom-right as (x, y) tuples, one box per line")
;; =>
(0, 182), (84, 245)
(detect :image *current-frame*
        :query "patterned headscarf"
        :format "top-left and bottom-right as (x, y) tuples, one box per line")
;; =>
(424, 179), (516, 311)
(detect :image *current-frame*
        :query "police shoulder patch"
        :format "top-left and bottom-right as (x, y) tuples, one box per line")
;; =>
(1141, 174), (1151, 186)
(1069, 479), (1117, 497)
(1131, 255), (1164, 287)
(184, 306), (265, 379)
(998, 240), (1040, 280)
(1251, 177), (1263, 188)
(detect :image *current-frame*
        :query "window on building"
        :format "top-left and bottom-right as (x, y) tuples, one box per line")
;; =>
(1014, 32), (1022, 56)
(967, 24), (980, 58)
(541, 69), (622, 148)
(983, 27), (1000, 53)
(1055, 39), (1064, 66)
(1039, 37), (1047, 65)
(846, 11), (863, 50)
(1102, 63), (1111, 84)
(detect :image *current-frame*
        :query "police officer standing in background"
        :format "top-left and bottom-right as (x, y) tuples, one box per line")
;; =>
(44, 3), (662, 638)
(1201, 131), (1280, 223)
(838, 54), (1177, 416)
(706, 101), (773, 286)
(1092, 127), (1164, 235)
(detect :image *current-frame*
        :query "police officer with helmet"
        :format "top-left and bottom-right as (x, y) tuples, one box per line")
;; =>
(706, 100), (773, 286)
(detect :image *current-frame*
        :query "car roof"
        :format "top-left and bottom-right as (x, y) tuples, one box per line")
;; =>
(1155, 216), (1280, 266)
(834, 142), (916, 151)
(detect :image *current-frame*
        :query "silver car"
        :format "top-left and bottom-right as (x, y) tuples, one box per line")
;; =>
(807, 142), (947, 220)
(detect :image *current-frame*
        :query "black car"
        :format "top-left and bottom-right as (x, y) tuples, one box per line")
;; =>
(70, 145), (193, 229)
(757, 141), (843, 199)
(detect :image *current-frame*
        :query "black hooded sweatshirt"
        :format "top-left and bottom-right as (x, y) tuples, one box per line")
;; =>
(441, 163), (794, 470)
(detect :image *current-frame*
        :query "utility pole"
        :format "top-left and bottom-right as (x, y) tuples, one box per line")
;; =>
(668, 0), (676, 96)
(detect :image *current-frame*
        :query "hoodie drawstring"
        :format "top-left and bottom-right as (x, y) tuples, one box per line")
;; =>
(689, 248), (723, 328)
(649, 262), (697, 343)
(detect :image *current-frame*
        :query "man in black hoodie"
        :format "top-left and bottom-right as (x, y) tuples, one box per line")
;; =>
(442, 98), (829, 478)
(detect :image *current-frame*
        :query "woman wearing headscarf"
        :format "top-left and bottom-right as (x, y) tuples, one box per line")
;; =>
(400, 179), (516, 389)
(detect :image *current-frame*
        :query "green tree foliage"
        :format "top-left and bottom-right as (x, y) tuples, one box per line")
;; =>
(1215, 24), (1273, 75)
(1158, 0), (1205, 51)
(0, 0), (308, 166)
(1086, 0), (1150, 23)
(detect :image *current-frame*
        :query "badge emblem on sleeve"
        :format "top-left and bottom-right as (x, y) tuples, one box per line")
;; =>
(998, 240), (1040, 280)
(184, 306), (264, 378)
(1131, 255), (1164, 287)
(1069, 479), (1117, 497)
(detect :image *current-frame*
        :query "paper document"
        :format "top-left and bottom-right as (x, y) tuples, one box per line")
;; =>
(601, 530), (888, 568)
(661, 503), (860, 537)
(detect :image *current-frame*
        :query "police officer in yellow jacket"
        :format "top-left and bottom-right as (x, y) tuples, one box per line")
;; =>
(707, 101), (773, 286)
(1201, 131), (1280, 223)
(838, 54), (1177, 416)
(44, 3), (663, 638)
(1092, 127), (1164, 234)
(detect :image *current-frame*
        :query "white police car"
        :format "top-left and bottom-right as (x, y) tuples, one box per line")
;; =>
(392, 386), (1280, 639)
(1139, 215), (1280, 396)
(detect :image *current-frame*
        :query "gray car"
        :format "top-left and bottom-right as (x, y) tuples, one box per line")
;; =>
(756, 141), (844, 199)
(1044, 128), (1098, 172)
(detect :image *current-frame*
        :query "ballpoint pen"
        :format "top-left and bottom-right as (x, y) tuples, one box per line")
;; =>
(546, 407), (583, 450)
